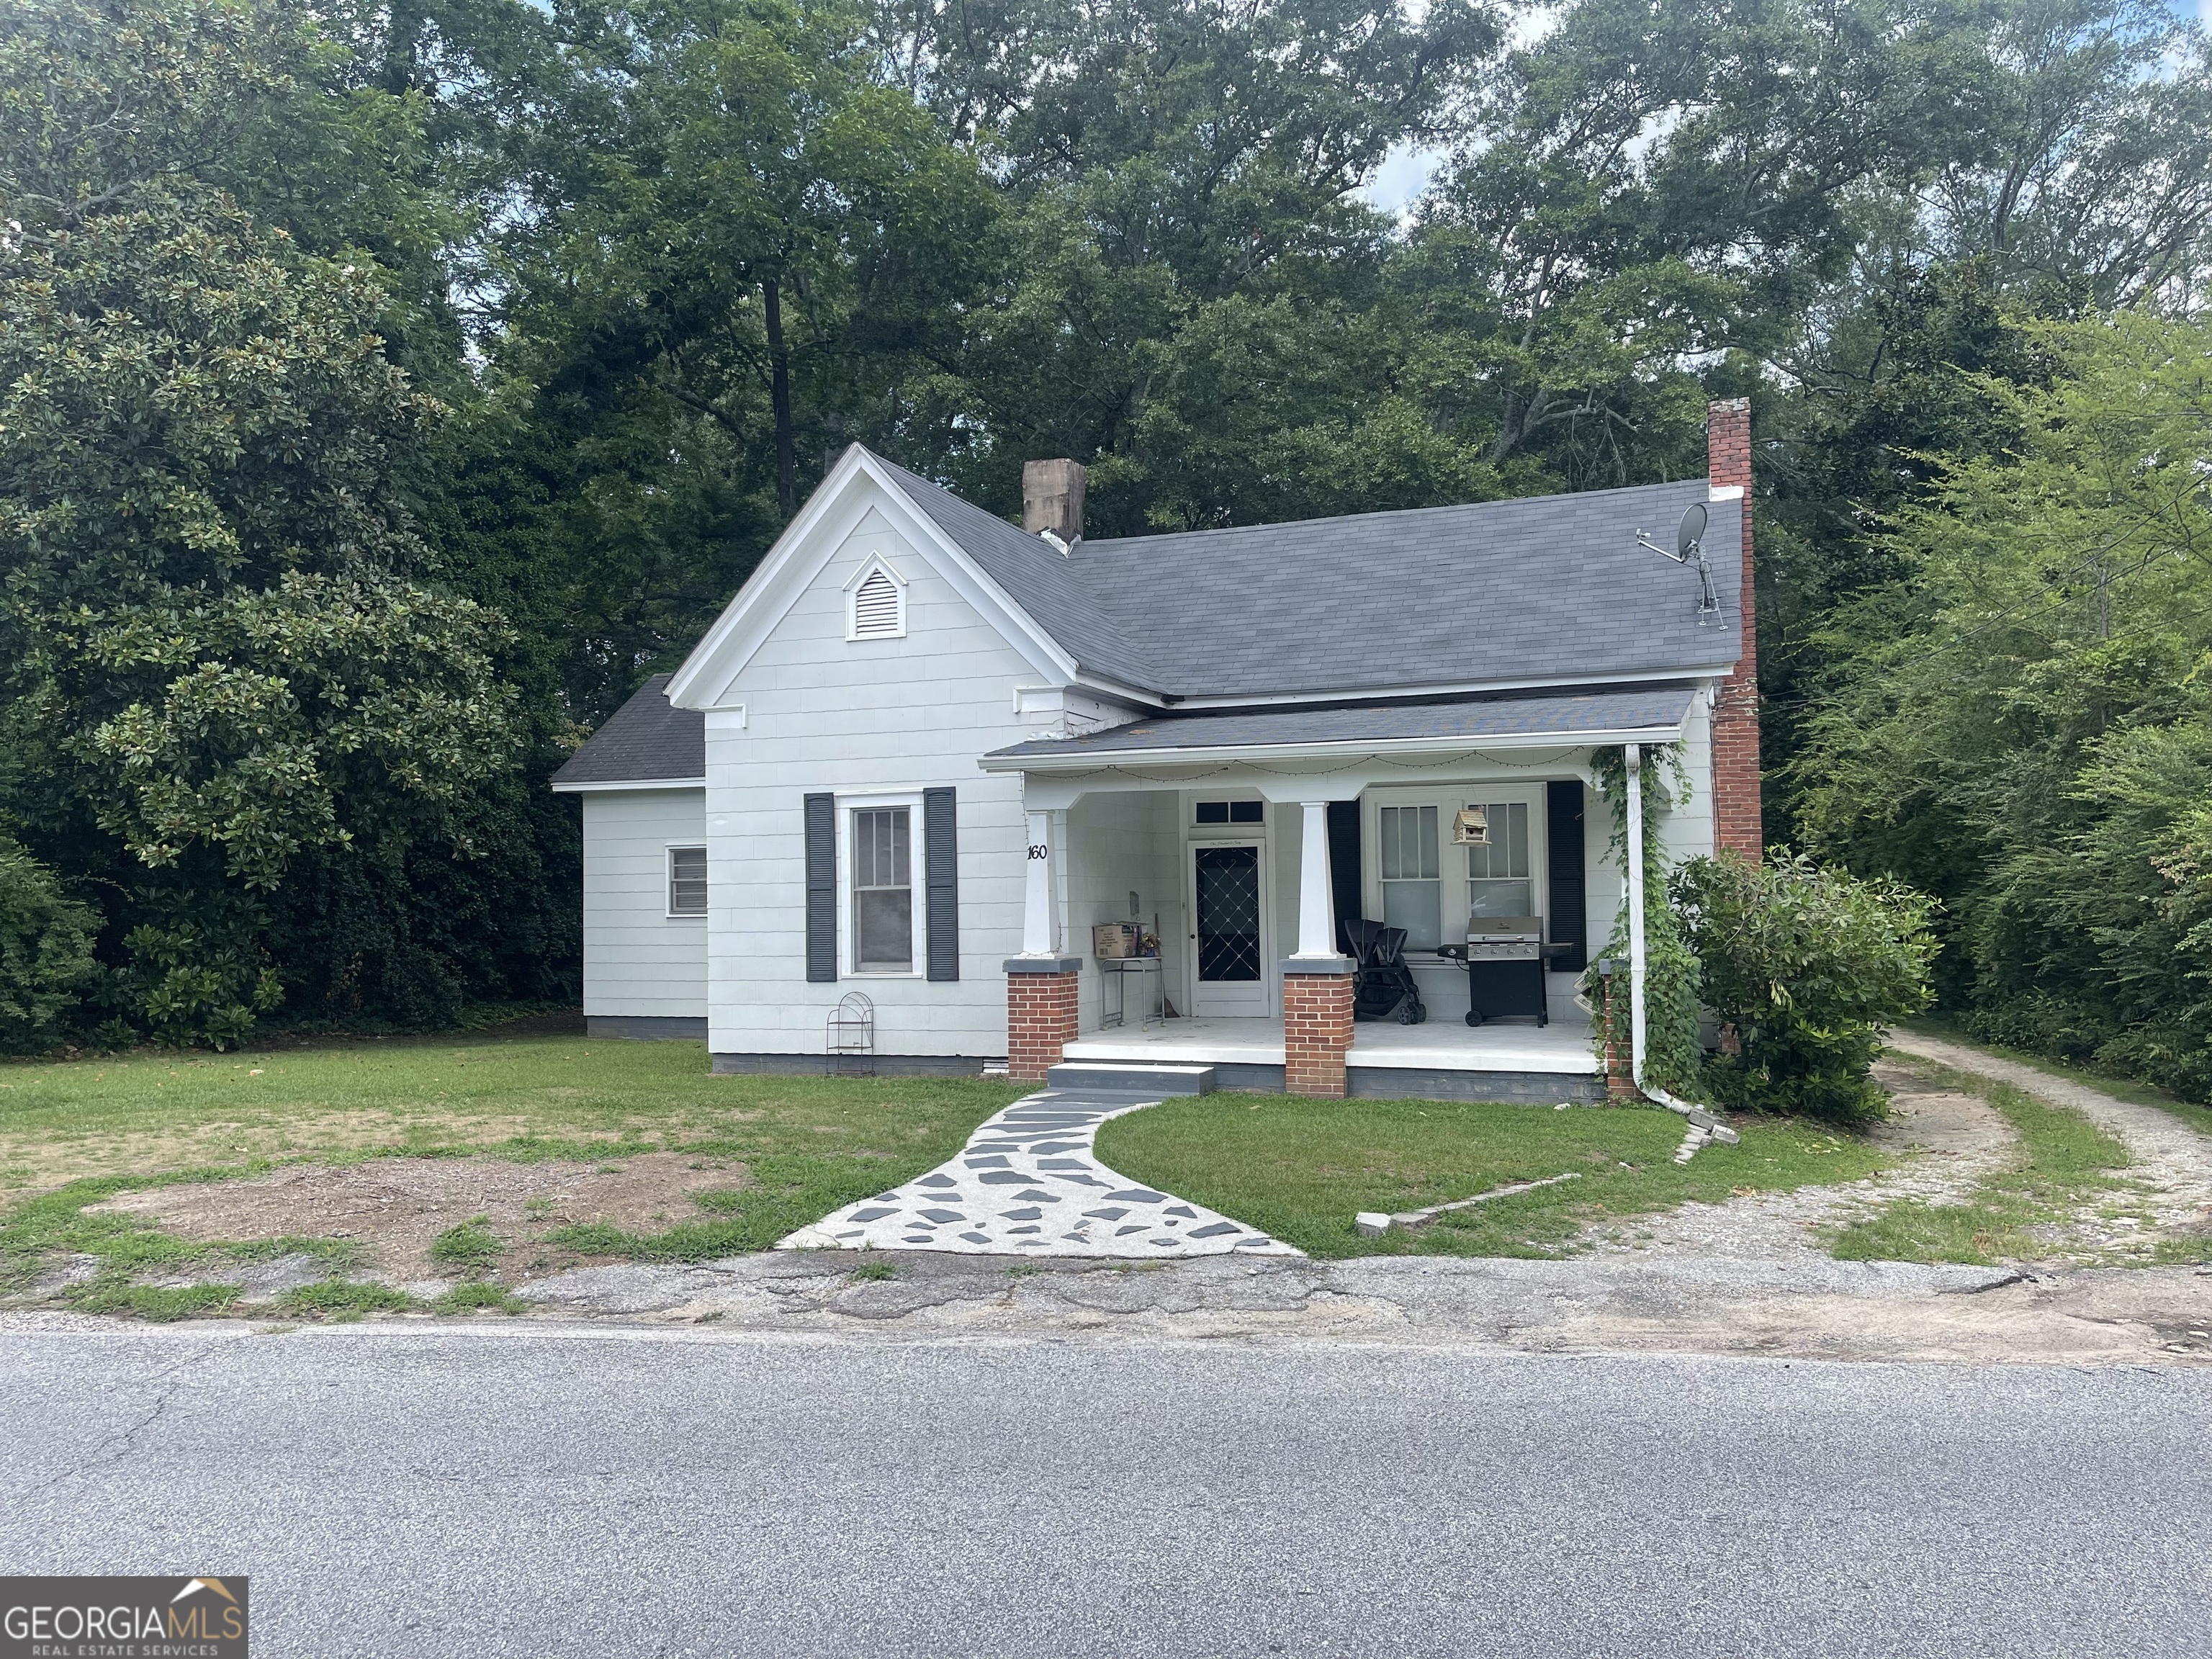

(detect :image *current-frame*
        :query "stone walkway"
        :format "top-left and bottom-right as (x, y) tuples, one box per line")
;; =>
(780, 1088), (1299, 1258)
(1578, 1061), (2018, 1260)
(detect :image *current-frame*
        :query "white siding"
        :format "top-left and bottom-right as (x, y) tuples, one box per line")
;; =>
(582, 788), (709, 1018)
(1066, 791), (1185, 1029)
(702, 500), (1039, 1058)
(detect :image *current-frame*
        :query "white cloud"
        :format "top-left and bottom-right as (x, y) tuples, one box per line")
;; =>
(1358, 142), (1449, 216)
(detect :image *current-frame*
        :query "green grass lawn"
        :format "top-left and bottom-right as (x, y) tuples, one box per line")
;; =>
(1094, 1092), (1894, 1259)
(0, 1034), (1030, 1315)
(0, 1034), (1028, 1189)
(1830, 1055), (2152, 1265)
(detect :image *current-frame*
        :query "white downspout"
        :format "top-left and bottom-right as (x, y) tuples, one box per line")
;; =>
(1623, 744), (1737, 1156)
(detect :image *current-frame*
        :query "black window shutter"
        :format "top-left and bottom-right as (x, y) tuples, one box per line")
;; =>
(1326, 800), (1363, 955)
(924, 786), (959, 981)
(804, 793), (837, 983)
(1545, 779), (1588, 972)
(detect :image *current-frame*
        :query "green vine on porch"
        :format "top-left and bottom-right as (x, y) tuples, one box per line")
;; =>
(1581, 745), (1705, 1099)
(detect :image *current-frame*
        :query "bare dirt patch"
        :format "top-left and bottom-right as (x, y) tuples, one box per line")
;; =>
(84, 1154), (740, 1283)
(0, 1111), (650, 1190)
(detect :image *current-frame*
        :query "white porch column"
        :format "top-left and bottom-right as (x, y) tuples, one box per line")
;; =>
(1019, 809), (1057, 957)
(1292, 801), (1338, 959)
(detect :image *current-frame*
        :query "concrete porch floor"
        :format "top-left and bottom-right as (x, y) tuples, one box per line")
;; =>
(1062, 1012), (1598, 1076)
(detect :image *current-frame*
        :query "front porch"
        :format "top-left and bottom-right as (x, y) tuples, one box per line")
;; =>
(1062, 1010), (1601, 1102)
(984, 685), (1705, 1097)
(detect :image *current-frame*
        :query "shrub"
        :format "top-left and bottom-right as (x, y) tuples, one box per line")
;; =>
(114, 904), (282, 1051)
(1671, 850), (1938, 1125)
(0, 838), (101, 1053)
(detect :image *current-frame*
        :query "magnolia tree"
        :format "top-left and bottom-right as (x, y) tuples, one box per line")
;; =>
(0, 188), (517, 1045)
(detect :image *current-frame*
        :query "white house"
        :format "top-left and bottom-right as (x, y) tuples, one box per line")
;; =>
(551, 400), (1763, 1102)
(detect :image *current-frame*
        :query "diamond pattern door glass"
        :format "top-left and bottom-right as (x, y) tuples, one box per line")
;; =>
(1194, 845), (1262, 982)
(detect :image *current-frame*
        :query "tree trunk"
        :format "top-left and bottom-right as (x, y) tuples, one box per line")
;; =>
(765, 279), (796, 518)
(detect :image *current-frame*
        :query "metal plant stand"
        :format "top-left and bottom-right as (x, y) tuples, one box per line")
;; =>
(1097, 957), (1166, 1029)
(826, 992), (876, 1076)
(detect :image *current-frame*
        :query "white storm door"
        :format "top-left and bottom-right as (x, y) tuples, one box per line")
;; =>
(1187, 840), (1270, 1017)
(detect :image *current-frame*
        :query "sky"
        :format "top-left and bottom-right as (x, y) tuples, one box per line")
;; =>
(1357, 0), (2211, 219)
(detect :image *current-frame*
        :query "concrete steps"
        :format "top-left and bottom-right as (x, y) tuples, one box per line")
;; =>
(1045, 1061), (1216, 1096)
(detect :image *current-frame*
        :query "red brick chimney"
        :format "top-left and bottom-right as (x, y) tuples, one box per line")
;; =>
(1707, 398), (1761, 859)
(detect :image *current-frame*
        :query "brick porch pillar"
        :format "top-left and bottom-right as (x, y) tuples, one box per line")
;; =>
(1707, 397), (1763, 859)
(1601, 963), (1638, 1101)
(1004, 805), (1079, 1082)
(1282, 961), (1354, 1096)
(1004, 957), (1082, 1082)
(1280, 801), (1355, 1097)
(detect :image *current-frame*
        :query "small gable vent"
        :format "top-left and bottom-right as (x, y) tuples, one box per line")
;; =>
(849, 565), (904, 639)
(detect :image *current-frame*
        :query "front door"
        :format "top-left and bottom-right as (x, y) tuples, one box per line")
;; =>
(1190, 841), (1269, 1017)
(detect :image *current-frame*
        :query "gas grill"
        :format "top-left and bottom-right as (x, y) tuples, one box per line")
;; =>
(1439, 917), (1550, 1026)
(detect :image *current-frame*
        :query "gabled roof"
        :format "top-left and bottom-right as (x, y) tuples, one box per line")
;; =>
(549, 675), (705, 790)
(873, 458), (1167, 691)
(663, 445), (1744, 715)
(877, 461), (1741, 703)
(981, 685), (1699, 770)
(1077, 482), (1742, 701)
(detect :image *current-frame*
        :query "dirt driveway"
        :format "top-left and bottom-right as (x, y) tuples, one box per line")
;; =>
(1578, 1060), (2015, 1259)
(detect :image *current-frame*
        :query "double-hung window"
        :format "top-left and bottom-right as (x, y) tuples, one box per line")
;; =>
(667, 846), (707, 917)
(1466, 800), (1533, 917)
(851, 806), (913, 972)
(1377, 804), (1442, 949)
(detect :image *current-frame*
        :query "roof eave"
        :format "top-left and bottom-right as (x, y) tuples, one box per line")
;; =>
(978, 721), (1690, 774)
(1159, 662), (1736, 711)
(549, 775), (708, 794)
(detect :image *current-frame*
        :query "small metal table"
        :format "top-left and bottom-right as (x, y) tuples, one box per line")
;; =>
(1097, 956), (1167, 1029)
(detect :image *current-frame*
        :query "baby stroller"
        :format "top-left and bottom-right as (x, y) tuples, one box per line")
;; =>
(1344, 918), (1426, 1025)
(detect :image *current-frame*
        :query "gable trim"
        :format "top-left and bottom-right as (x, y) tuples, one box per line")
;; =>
(664, 448), (1079, 709)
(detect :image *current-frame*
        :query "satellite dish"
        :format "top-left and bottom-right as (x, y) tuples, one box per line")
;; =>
(1635, 501), (1722, 620)
(1677, 502), (1707, 559)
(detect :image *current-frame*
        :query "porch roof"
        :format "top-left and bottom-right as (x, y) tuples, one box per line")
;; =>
(980, 683), (1699, 772)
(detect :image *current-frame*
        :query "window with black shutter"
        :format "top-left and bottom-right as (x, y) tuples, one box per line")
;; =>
(804, 793), (836, 982)
(924, 787), (959, 980)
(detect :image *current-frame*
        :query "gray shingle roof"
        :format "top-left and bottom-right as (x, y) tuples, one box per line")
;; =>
(984, 685), (1699, 765)
(549, 674), (705, 788)
(878, 452), (1742, 702)
(876, 457), (1167, 689)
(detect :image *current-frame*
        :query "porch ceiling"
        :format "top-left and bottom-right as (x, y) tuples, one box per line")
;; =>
(981, 683), (1699, 773)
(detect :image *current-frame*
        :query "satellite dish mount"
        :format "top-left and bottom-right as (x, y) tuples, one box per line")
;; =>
(1637, 503), (1722, 619)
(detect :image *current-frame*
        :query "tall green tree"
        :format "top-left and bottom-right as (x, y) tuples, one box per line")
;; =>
(1791, 312), (2212, 1094)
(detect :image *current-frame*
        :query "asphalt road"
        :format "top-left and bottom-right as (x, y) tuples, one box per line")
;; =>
(3, 1319), (2208, 1658)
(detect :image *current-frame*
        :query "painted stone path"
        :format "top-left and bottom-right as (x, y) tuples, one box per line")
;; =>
(781, 1089), (1299, 1258)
